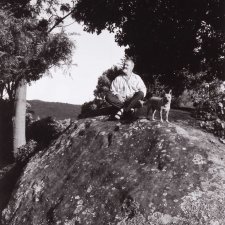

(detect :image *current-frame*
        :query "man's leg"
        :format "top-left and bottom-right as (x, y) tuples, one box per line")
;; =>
(124, 91), (144, 112)
(105, 92), (125, 119)
(105, 92), (123, 109)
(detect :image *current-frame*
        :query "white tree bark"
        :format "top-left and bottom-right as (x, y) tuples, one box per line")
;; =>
(13, 79), (27, 156)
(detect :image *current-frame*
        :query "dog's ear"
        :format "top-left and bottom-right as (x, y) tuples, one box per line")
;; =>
(168, 89), (172, 95)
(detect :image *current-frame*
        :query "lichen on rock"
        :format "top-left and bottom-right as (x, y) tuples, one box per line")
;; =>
(1, 116), (225, 225)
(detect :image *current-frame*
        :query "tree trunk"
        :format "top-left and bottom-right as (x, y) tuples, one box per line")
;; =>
(13, 79), (27, 156)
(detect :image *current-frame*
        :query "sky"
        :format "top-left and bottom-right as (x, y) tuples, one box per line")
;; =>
(27, 22), (125, 105)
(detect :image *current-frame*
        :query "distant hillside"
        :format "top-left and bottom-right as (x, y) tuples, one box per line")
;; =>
(28, 100), (81, 120)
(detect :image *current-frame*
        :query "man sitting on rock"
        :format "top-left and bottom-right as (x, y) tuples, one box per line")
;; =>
(105, 58), (146, 120)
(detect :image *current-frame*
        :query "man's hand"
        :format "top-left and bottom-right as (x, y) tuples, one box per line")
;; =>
(117, 95), (125, 102)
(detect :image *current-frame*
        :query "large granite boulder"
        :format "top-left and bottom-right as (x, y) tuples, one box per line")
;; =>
(2, 116), (225, 225)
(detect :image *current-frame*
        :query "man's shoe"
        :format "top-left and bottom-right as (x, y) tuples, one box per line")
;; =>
(114, 109), (124, 120)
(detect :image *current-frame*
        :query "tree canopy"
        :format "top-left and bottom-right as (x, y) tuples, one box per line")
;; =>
(2, 0), (223, 89)
(72, 0), (224, 92)
(0, 9), (74, 100)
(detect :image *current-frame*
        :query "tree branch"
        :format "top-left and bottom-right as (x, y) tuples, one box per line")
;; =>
(48, 8), (75, 33)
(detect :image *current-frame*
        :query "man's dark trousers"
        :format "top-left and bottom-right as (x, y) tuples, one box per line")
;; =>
(105, 91), (144, 112)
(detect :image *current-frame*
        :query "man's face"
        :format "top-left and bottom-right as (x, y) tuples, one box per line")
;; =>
(123, 60), (134, 75)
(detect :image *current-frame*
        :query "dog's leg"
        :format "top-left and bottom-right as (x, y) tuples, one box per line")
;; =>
(160, 109), (163, 122)
(165, 110), (169, 123)
(152, 110), (156, 121)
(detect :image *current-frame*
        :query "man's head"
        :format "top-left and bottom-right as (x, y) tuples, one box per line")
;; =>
(122, 58), (134, 76)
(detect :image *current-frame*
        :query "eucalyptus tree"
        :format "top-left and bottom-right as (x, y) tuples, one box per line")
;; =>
(0, 9), (74, 156)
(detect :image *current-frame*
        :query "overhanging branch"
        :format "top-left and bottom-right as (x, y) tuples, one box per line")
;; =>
(48, 9), (75, 33)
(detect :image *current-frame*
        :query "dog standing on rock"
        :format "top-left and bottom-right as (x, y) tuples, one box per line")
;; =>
(145, 90), (172, 122)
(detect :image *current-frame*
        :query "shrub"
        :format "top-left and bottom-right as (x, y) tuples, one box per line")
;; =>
(79, 98), (109, 118)
(94, 66), (122, 99)
(27, 117), (70, 147)
(15, 140), (38, 163)
(192, 80), (225, 139)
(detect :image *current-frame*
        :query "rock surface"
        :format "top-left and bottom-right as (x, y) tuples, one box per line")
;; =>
(2, 115), (225, 225)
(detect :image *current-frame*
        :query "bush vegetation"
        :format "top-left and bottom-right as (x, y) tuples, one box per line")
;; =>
(14, 116), (72, 163)
(27, 116), (70, 147)
(192, 80), (225, 139)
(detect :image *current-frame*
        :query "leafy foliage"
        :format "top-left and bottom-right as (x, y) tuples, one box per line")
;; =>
(0, 9), (74, 100)
(15, 139), (38, 163)
(79, 66), (123, 118)
(94, 66), (122, 99)
(192, 80), (225, 138)
(0, 1), (75, 157)
(27, 116), (70, 147)
(0, 0), (34, 18)
(73, 0), (224, 91)
(79, 99), (108, 118)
